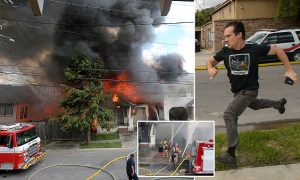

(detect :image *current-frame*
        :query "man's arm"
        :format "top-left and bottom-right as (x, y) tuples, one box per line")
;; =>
(268, 45), (298, 81)
(206, 57), (220, 78)
(131, 165), (135, 176)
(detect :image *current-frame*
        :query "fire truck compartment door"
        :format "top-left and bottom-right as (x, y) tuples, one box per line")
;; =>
(202, 148), (214, 172)
(0, 147), (15, 170)
(0, 135), (15, 169)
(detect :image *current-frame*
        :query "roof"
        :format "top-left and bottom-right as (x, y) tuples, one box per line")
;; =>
(213, 0), (233, 14)
(0, 85), (41, 104)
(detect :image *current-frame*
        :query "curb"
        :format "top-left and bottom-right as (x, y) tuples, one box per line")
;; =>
(216, 118), (300, 129)
(195, 61), (300, 70)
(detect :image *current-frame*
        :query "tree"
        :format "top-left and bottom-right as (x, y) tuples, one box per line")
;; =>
(276, 0), (300, 20)
(57, 53), (115, 144)
(195, 8), (214, 27)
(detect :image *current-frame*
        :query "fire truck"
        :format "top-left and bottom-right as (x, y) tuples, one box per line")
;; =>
(0, 123), (45, 170)
(192, 140), (214, 175)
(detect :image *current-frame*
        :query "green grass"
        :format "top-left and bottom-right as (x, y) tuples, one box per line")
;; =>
(80, 141), (122, 148)
(91, 133), (119, 141)
(216, 124), (300, 170)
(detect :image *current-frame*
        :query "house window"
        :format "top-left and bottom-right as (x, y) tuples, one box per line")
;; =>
(20, 106), (29, 119)
(0, 103), (13, 116)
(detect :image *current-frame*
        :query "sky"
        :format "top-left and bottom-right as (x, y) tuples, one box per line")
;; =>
(142, 1), (195, 73)
(195, 0), (226, 9)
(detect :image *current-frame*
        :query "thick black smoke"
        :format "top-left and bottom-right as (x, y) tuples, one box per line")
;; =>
(0, 0), (187, 84)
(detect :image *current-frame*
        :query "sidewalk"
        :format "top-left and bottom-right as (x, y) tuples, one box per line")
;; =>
(195, 163), (300, 180)
(119, 132), (137, 148)
(195, 49), (224, 68)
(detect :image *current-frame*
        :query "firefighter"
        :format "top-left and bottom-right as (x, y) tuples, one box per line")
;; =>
(170, 143), (181, 163)
(162, 141), (169, 158)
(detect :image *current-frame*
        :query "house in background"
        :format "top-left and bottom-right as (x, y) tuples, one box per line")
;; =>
(200, 0), (300, 52)
(0, 85), (61, 123)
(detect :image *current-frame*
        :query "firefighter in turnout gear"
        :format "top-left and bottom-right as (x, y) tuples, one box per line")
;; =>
(170, 143), (181, 163)
(162, 141), (169, 158)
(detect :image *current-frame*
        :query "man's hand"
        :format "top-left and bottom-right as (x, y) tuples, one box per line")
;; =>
(269, 46), (298, 83)
(206, 58), (219, 79)
(285, 70), (298, 82)
(208, 67), (218, 78)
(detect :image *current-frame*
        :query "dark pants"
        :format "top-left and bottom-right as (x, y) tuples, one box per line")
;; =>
(128, 173), (138, 180)
(224, 89), (281, 147)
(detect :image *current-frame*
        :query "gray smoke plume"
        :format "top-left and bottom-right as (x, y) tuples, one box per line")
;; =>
(0, 0), (190, 103)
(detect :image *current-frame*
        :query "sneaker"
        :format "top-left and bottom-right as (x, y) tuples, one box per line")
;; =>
(278, 98), (287, 114)
(216, 153), (236, 164)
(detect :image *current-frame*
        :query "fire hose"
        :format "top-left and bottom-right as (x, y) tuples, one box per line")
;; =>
(86, 155), (127, 180)
(141, 156), (189, 176)
(28, 151), (137, 180)
(27, 164), (116, 180)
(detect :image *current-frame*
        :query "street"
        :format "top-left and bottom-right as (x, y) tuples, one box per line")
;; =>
(0, 148), (135, 180)
(196, 64), (300, 126)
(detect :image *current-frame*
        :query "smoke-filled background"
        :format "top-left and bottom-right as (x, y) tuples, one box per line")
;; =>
(0, 0), (194, 103)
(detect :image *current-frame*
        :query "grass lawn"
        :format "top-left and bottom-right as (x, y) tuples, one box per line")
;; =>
(91, 132), (119, 141)
(216, 124), (300, 170)
(80, 141), (122, 148)
(81, 132), (122, 148)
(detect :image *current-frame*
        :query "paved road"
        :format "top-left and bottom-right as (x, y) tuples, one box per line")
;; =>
(195, 64), (300, 126)
(0, 148), (135, 180)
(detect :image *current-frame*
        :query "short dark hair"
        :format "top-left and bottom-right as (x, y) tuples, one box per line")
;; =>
(130, 153), (134, 158)
(225, 21), (246, 40)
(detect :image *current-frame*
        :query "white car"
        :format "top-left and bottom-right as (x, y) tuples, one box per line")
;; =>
(246, 29), (300, 62)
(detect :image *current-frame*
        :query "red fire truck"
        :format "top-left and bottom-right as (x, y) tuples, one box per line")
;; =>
(192, 140), (214, 175)
(0, 123), (45, 170)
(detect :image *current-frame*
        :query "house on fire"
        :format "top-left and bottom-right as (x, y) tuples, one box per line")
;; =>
(114, 77), (194, 133)
(0, 85), (61, 123)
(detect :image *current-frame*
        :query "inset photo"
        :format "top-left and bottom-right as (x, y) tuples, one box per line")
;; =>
(137, 121), (215, 177)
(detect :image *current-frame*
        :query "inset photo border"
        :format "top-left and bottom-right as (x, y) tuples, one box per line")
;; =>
(137, 121), (215, 178)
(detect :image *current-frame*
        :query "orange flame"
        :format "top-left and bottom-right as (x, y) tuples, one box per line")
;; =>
(103, 72), (144, 103)
(112, 94), (119, 103)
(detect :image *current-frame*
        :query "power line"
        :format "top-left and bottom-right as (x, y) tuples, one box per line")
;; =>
(0, 71), (193, 84)
(50, 0), (147, 16)
(135, 0), (159, 6)
(59, 12), (193, 28)
(0, 64), (194, 74)
(0, 78), (194, 95)
(172, 2), (194, 7)
(0, 17), (193, 27)
(0, 38), (49, 98)
(195, 0), (204, 10)
(3, 21), (192, 47)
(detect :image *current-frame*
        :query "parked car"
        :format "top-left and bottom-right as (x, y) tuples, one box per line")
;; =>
(246, 29), (300, 62)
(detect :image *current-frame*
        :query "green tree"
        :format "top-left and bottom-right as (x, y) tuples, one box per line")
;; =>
(276, 0), (300, 20)
(195, 8), (214, 27)
(57, 53), (115, 144)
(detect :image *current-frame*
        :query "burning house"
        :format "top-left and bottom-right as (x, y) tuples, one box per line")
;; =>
(0, 85), (61, 123)
(0, 0), (194, 133)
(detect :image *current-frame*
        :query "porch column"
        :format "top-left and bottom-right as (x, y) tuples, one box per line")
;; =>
(128, 106), (134, 132)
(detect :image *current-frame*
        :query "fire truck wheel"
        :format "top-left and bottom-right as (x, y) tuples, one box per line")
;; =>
(292, 50), (300, 62)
